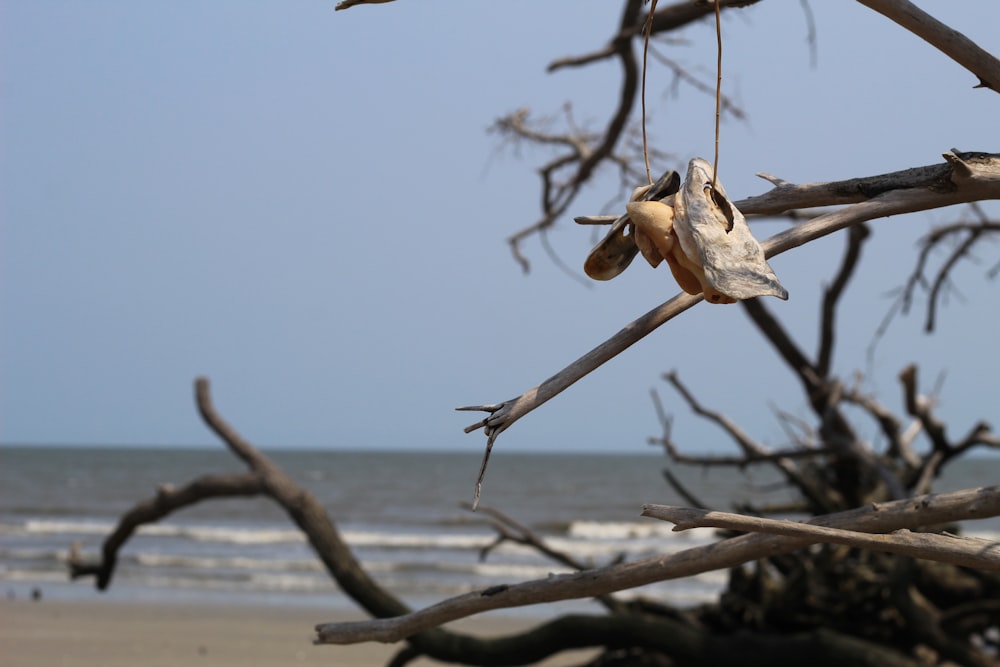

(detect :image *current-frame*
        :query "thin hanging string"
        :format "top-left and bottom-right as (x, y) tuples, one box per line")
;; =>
(645, 0), (722, 188)
(712, 0), (722, 190)
(641, 0), (657, 186)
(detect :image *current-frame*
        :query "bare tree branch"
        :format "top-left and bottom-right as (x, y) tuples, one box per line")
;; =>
(856, 0), (1000, 92)
(799, 0), (819, 68)
(898, 365), (1000, 493)
(463, 502), (626, 613)
(650, 387), (832, 469)
(80, 378), (752, 666)
(663, 370), (839, 511)
(504, 0), (770, 271)
(740, 151), (998, 215)
(461, 150), (1000, 500)
(643, 0), (765, 38)
(647, 46), (747, 121)
(66, 6), (1000, 664)
(334, 0), (395, 10)
(316, 485), (1000, 644)
(462, 503), (596, 573)
(641, 504), (1000, 571)
(888, 562), (999, 667)
(547, 0), (763, 71)
(741, 297), (908, 504)
(899, 365), (950, 454)
(817, 224), (870, 377)
(841, 385), (922, 469)
(68, 471), (265, 588)
(896, 210), (1000, 332)
(71, 377), (414, 622)
(740, 298), (822, 396)
(503, 1), (644, 272)
(660, 467), (710, 509)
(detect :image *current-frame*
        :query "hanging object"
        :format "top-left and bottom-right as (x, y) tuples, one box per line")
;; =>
(583, 170), (680, 281)
(584, 158), (787, 303)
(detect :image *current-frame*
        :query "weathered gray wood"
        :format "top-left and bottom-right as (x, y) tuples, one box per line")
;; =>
(460, 151), (1000, 495)
(856, 0), (1000, 92)
(315, 485), (1000, 644)
(641, 504), (1000, 571)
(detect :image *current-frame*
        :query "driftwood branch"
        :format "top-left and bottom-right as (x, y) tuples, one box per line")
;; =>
(641, 505), (1000, 571)
(463, 502), (626, 613)
(461, 150), (1000, 500)
(81, 378), (730, 665)
(67, 471), (265, 589)
(315, 484), (1000, 644)
(70, 377), (413, 621)
(856, 0), (1000, 92)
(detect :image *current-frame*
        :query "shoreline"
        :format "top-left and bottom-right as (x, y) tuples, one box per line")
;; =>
(0, 597), (601, 667)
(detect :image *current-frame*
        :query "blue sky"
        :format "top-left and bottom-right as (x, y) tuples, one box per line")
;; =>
(1, 2), (998, 458)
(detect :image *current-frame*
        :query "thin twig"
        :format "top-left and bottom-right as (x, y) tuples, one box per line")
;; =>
(661, 467), (709, 509)
(664, 370), (838, 511)
(798, 0), (818, 68)
(463, 502), (625, 612)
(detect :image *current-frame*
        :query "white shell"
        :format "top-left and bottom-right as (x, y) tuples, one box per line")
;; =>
(673, 158), (788, 301)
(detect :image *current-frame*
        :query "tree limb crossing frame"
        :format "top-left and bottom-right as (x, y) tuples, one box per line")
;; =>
(459, 151), (1000, 505)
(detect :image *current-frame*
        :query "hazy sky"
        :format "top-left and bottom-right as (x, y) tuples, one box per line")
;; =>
(2, 2), (998, 460)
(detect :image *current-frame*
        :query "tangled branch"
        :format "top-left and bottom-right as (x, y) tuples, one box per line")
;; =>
(315, 485), (1000, 644)
(500, 0), (763, 272)
(461, 150), (1000, 501)
(897, 204), (1000, 332)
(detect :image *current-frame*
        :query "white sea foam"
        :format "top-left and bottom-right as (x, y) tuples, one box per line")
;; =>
(23, 519), (117, 536)
(4, 448), (996, 613)
(19, 518), (499, 550)
(567, 520), (715, 542)
(132, 553), (321, 572)
(1, 569), (72, 584)
(342, 531), (492, 550)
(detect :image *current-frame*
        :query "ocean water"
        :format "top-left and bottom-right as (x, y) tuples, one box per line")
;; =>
(1, 446), (997, 615)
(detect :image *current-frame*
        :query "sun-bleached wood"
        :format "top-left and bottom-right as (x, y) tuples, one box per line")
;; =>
(315, 484), (1000, 644)
(640, 504), (1000, 571)
(460, 151), (1000, 505)
(855, 0), (1000, 92)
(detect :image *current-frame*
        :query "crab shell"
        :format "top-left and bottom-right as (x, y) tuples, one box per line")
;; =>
(673, 158), (787, 301)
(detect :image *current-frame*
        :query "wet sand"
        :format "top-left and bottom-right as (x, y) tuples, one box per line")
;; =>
(0, 598), (600, 666)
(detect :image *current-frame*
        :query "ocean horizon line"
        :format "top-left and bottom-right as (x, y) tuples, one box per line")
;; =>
(0, 442), (668, 456)
(3, 442), (998, 460)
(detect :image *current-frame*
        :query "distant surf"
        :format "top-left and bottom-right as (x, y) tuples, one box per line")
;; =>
(2, 446), (996, 612)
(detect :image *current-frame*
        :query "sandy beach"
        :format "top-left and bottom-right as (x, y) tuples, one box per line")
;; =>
(0, 598), (600, 667)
